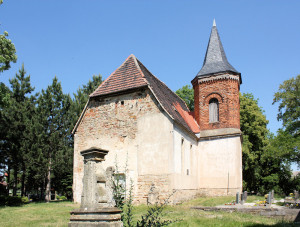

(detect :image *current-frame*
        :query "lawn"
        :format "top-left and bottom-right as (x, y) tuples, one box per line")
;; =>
(0, 196), (295, 227)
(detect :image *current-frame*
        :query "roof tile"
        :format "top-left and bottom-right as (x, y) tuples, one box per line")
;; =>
(90, 54), (200, 135)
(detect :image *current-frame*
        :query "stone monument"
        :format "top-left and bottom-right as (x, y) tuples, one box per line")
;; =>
(69, 147), (123, 227)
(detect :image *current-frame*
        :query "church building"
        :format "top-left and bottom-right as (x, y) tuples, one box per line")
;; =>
(72, 21), (243, 204)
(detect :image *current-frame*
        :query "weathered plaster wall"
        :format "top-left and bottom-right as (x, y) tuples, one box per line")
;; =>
(197, 135), (242, 196)
(73, 89), (173, 204)
(171, 125), (198, 189)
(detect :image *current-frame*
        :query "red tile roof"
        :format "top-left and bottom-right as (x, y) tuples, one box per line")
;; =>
(90, 54), (200, 135)
(90, 55), (148, 97)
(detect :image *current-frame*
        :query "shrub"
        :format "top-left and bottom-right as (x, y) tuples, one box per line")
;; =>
(0, 195), (7, 206)
(21, 196), (29, 204)
(57, 195), (67, 200)
(60, 196), (67, 200)
(6, 196), (23, 206)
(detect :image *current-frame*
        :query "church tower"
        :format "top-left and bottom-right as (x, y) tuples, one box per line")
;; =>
(192, 20), (242, 131)
(193, 20), (243, 196)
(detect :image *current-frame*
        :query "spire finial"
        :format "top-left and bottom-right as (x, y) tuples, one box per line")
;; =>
(213, 19), (216, 27)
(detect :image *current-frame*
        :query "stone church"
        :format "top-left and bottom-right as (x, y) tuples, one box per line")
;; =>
(72, 21), (243, 204)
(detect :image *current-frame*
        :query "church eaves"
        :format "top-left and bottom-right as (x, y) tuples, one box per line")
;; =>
(196, 20), (240, 78)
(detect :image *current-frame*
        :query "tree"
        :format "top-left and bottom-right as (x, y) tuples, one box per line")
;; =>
(239, 93), (270, 192)
(0, 1), (17, 73)
(37, 77), (73, 201)
(0, 64), (35, 196)
(273, 75), (300, 137)
(175, 85), (194, 111)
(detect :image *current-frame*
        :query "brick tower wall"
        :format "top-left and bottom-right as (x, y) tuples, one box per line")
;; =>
(193, 75), (240, 131)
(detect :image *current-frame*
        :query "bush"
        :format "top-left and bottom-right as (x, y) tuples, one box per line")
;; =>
(60, 196), (67, 200)
(6, 196), (23, 206)
(0, 195), (7, 206)
(21, 196), (29, 204)
(56, 195), (67, 200)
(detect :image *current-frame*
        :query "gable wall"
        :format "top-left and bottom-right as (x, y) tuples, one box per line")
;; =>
(73, 88), (174, 204)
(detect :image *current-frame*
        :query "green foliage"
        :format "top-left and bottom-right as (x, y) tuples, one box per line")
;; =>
(240, 93), (269, 192)
(0, 69), (101, 200)
(136, 203), (173, 227)
(175, 85), (194, 111)
(37, 77), (73, 201)
(273, 75), (300, 137)
(0, 32), (17, 73)
(123, 181), (134, 227)
(273, 75), (300, 167)
(0, 29), (17, 73)
(6, 196), (23, 206)
(0, 64), (35, 196)
(0, 195), (6, 206)
(57, 195), (67, 200)
(21, 196), (29, 203)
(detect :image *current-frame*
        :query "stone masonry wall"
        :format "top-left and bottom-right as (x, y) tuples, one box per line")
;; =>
(193, 75), (240, 131)
(76, 89), (160, 142)
(73, 88), (162, 203)
(135, 174), (171, 204)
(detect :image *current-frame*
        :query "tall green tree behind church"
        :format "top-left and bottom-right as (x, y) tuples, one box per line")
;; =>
(0, 65), (35, 196)
(37, 77), (73, 201)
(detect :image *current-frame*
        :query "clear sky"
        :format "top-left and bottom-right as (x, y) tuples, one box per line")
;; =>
(0, 0), (299, 136)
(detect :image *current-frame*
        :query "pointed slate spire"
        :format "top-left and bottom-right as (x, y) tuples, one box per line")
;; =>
(197, 20), (239, 77)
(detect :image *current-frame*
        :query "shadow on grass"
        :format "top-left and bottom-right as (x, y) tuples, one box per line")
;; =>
(246, 223), (299, 227)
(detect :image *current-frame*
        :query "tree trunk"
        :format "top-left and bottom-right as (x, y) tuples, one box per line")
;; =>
(6, 164), (11, 196)
(21, 162), (25, 196)
(13, 165), (18, 196)
(45, 157), (51, 202)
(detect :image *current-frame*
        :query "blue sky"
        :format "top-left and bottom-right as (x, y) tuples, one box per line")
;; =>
(0, 0), (299, 136)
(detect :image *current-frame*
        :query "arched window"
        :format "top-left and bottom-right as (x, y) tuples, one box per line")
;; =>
(209, 98), (219, 123)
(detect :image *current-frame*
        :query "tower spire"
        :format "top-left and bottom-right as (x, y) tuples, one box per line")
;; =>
(196, 22), (239, 77)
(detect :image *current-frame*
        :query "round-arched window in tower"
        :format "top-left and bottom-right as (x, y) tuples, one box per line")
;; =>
(209, 98), (219, 123)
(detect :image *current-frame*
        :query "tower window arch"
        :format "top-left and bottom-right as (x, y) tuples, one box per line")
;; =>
(209, 98), (219, 123)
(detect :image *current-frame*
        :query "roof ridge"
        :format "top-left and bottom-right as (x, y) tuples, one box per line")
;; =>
(90, 54), (148, 97)
(131, 55), (149, 85)
(136, 59), (189, 110)
(90, 55), (134, 97)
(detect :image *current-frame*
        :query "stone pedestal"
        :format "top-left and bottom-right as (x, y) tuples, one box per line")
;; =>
(69, 147), (123, 227)
(69, 207), (122, 227)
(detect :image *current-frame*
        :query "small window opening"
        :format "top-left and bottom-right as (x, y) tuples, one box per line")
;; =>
(121, 101), (124, 105)
(187, 169), (189, 175)
(209, 98), (219, 123)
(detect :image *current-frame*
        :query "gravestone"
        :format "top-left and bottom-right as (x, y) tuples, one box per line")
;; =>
(147, 183), (159, 205)
(243, 191), (247, 202)
(241, 191), (247, 204)
(267, 191), (272, 205)
(69, 147), (123, 227)
(236, 192), (240, 204)
(294, 190), (299, 200)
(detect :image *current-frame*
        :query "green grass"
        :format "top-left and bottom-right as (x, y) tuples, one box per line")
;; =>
(0, 201), (78, 227)
(0, 197), (294, 227)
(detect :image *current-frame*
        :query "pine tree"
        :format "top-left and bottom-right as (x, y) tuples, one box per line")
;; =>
(37, 77), (73, 201)
(1, 64), (34, 195)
